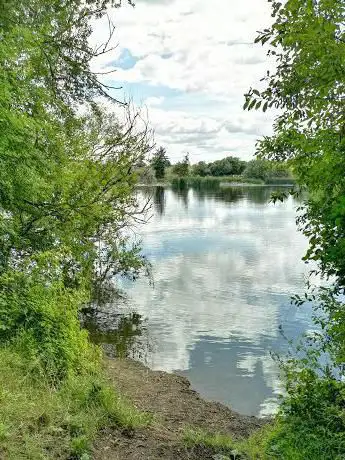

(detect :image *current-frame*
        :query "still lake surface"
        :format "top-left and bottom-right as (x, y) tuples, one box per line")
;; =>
(85, 185), (314, 417)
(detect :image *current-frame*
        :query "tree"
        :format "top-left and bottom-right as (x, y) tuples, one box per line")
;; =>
(245, 0), (345, 289)
(172, 153), (190, 177)
(0, 0), (153, 380)
(244, 159), (291, 181)
(243, 159), (270, 181)
(245, 1), (345, 457)
(192, 161), (211, 177)
(0, 1), (156, 456)
(191, 156), (246, 177)
(208, 156), (246, 176)
(151, 147), (169, 180)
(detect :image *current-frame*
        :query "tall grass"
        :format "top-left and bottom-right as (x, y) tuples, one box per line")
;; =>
(0, 347), (151, 459)
(171, 175), (264, 189)
(183, 402), (345, 460)
(265, 177), (296, 185)
(183, 425), (277, 459)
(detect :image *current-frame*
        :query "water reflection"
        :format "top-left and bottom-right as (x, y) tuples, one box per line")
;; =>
(171, 181), (189, 208)
(153, 186), (166, 216)
(88, 184), (311, 417)
(83, 300), (152, 364)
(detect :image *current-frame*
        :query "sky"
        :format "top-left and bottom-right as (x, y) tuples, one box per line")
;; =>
(91, 0), (276, 163)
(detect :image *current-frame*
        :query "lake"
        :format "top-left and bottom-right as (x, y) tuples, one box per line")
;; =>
(84, 184), (313, 418)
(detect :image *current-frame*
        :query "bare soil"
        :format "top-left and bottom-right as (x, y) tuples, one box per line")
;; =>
(93, 358), (265, 460)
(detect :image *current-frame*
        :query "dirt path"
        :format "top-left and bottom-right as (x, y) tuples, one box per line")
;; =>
(93, 358), (265, 460)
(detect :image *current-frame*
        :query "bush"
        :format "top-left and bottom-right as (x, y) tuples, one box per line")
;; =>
(244, 159), (293, 183)
(263, 286), (345, 460)
(266, 372), (345, 459)
(208, 156), (246, 176)
(0, 269), (98, 382)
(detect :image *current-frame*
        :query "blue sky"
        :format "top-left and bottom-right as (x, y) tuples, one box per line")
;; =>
(91, 0), (276, 163)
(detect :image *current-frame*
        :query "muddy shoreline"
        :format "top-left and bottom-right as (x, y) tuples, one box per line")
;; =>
(93, 358), (267, 459)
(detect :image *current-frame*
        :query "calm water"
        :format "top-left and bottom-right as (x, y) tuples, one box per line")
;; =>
(85, 185), (314, 417)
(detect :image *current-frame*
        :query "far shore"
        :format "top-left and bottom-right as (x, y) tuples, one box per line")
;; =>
(136, 181), (295, 188)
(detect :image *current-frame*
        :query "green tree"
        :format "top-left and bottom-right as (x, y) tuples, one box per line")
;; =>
(0, 1), (154, 456)
(209, 156), (246, 176)
(0, 0), (152, 380)
(244, 159), (292, 182)
(245, 0), (345, 457)
(172, 153), (190, 177)
(192, 161), (211, 177)
(243, 159), (270, 181)
(151, 146), (169, 180)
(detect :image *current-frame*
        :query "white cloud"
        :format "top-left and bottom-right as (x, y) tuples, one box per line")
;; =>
(90, 0), (276, 161)
(145, 96), (164, 106)
(144, 106), (274, 161)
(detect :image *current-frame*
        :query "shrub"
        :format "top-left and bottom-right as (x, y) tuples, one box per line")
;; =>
(266, 373), (345, 459)
(0, 269), (99, 382)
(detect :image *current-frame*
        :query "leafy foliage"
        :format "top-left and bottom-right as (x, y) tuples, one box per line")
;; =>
(246, 0), (345, 458)
(192, 161), (211, 177)
(0, 0), (153, 455)
(243, 159), (271, 181)
(0, 0), (152, 391)
(151, 146), (170, 180)
(245, 0), (345, 282)
(172, 153), (190, 177)
(189, 157), (290, 181)
(208, 156), (246, 176)
(244, 159), (291, 181)
(191, 157), (246, 177)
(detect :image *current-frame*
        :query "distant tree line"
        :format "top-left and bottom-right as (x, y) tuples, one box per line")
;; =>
(192, 156), (246, 177)
(145, 148), (292, 182)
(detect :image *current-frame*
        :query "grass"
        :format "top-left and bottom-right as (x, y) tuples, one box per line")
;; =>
(193, 175), (264, 185)
(138, 171), (295, 187)
(183, 428), (238, 451)
(0, 347), (151, 459)
(170, 175), (265, 188)
(183, 419), (345, 460)
(183, 425), (279, 460)
(265, 177), (296, 185)
(169, 175), (295, 188)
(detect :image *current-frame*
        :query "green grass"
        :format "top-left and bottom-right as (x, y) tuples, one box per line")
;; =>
(0, 347), (151, 459)
(183, 428), (237, 450)
(183, 425), (279, 460)
(265, 177), (296, 185)
(138, 172), (295, 187)
(184, 417), (345, 460)
(171, 175), (265, 188)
